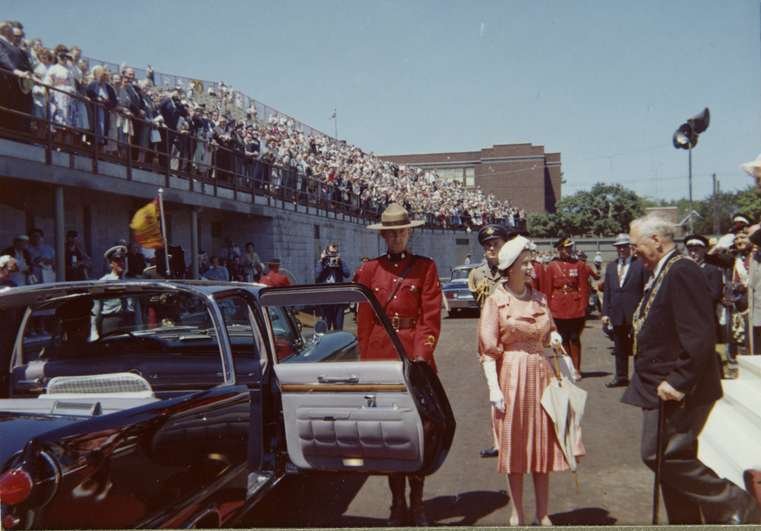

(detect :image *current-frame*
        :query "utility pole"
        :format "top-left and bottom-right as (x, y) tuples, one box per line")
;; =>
(712, 173), (719, 235)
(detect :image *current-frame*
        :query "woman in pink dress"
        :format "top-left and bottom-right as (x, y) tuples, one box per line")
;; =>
(479, 235), (585, 526)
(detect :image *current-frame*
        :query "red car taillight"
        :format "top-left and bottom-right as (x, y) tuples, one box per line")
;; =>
(445, 291), (456, 299)
(0, 467), (33, 506)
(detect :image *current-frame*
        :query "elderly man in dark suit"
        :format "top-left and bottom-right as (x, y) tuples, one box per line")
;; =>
(624, 214), (760, 525)
(602, 233), (649, 387)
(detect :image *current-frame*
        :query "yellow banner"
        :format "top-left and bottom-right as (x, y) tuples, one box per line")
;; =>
(130, 200), (163, 249)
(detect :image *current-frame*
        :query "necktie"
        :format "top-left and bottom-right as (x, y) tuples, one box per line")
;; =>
(617, 260), (624, 286)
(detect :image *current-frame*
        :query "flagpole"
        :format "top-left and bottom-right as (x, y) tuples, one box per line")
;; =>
(333, 108), (338, 139)
(157, 188), (170, 277)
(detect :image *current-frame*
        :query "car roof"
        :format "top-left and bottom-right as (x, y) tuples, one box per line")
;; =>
(0, 280), (264, 310)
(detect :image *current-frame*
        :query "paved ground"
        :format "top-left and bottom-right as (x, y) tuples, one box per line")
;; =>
(242, 312), (665, 527)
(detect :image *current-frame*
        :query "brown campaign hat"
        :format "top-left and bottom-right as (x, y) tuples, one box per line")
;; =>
(367, 203), (425, 231)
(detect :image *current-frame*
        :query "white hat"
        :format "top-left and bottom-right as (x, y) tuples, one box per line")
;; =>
(740, 153), (761, 178)
(498, 235), (530, 271)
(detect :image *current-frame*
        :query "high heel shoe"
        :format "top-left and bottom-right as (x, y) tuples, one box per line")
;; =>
(532, 516), (553, 526)
(509, 513), (522, 526)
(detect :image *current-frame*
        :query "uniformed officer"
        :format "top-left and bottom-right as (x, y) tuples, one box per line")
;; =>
(542, 237), (593, 378)
(96, 245), (133, 336)
(353, 203), (442, 527)
(467, 223), (511, 459)
(684, 234), (724, 336)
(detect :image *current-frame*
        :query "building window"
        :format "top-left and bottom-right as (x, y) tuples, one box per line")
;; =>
(465, 167), (475, 188)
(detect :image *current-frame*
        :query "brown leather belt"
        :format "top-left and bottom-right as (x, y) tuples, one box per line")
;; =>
(377, 314), (418, 331)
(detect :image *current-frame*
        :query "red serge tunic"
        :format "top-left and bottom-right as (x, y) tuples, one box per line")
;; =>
(542, 259), (591, 320)
(353, 253), (442, 371)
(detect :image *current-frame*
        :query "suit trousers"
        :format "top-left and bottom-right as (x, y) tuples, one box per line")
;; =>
(641, 401), (752, 524)
(612, 324), (633, 380)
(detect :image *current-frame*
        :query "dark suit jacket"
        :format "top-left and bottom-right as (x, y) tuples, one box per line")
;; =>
(0, 38), (31, 73)
(700, 262), (723, 305)
(602, 256), (649, 326)
(622, 251), (722, 409)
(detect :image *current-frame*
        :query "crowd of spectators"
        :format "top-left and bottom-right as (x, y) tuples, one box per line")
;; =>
(0, 19), (526, 231)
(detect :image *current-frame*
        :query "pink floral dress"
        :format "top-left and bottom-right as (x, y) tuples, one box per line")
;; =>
(478, 284), (585, 474)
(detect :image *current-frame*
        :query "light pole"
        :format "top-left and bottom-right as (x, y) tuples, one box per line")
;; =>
(672, 108), (710, 232)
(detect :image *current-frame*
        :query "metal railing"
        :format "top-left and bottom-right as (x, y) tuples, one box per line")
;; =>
(0, 67), (521, 231)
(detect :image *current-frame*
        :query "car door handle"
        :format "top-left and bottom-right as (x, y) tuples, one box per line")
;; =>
(317, 375), (359, 384)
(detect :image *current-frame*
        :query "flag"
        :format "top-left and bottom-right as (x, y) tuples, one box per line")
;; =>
(130, 199), (163, 249)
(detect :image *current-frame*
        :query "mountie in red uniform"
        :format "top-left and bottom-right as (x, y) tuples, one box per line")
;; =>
(543, 258), (591, 320)
(353, 251), (442, 372)
(542, 241), (594, 374)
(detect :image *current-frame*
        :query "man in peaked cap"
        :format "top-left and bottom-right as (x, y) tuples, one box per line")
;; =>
(95, 244), (134, 336)
(685, 234), (724, 338)
(730, 213), (752, 234)
(542, 236), (595, 379)
(353, 203), (442, 526)
(602, 233), (649, 387)
(100, 244), (128, 281)
(467, 223), (512, 459)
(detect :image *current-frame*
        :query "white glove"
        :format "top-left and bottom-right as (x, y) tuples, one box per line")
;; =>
(550, 331), (563, 349)
(482, 357), (505, 413)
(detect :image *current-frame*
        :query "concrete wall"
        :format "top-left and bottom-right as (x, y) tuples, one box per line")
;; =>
(0, 178), (483, 281)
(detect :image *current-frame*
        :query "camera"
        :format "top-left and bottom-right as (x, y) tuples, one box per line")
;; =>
(328, 256), (340, 268)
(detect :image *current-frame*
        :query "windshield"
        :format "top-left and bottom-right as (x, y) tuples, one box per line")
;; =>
(451, 268), (472, 281)
(11, 290), (225, 397)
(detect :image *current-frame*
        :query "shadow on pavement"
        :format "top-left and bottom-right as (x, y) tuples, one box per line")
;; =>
(424, 489), (509, 526)
(550, 506), (617, 525)
(238, 473), (370, 527)
(580, 370), (611, 379)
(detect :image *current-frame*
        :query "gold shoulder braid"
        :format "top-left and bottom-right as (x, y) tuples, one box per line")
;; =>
(632, 255), (686, 356)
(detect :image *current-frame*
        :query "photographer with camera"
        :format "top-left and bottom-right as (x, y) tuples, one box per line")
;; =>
(315, 242), (351, 330)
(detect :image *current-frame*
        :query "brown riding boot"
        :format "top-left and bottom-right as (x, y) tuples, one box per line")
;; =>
(409, 475), (429, 526)
(569, 339), (582, 376)
(387, 474), (408, 526)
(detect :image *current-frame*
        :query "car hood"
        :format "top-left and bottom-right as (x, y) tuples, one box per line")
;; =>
(0, 411), (78, 466)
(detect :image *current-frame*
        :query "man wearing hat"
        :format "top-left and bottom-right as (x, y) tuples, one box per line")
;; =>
(95, 244), (134, 336)
(467, 223), (511, 459)
(259, 258), (291, 287)
(601, 233), (649, 387)
(542, 236), (594, 378)
(354, 203), (442, 526)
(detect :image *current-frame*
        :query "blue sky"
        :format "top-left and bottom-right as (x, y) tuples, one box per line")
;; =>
(8, 0), (761, 200)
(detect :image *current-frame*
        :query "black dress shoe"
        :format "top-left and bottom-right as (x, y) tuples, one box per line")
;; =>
(605, 378), (629, 388)
(480, 447), (499, 458)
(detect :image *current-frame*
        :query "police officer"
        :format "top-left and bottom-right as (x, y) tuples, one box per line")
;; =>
(542, 237), (593, 379)
(354, 203), (442, 526)
(684, 234), (724, 336)
(96, 245), (134, 336)
(467, 223), (511, 459)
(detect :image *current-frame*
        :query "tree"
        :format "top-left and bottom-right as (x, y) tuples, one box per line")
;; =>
(545, 183), (645, 237)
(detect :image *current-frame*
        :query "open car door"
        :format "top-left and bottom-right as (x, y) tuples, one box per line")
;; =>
(258, 284), (455, 476)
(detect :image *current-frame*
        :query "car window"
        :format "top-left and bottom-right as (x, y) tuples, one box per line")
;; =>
(262, 290), (403, 365)
(216, 295), (264, 385)
(451, 268), (472, 280)
(11, 291), (225, 397)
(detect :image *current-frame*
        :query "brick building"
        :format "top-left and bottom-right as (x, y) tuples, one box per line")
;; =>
(381, 143), (562, 214)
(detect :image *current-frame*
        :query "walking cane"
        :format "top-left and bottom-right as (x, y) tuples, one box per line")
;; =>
(652, 399), (666, 525)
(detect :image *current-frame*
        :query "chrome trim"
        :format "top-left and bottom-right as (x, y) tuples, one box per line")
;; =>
(205, 293), (235, 385)
(37, 450), (61, 507)
(184, 507), (220, 529)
